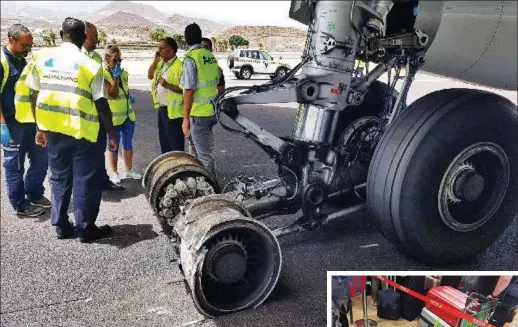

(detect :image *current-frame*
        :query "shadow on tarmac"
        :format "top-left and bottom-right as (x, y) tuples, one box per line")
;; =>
(92, 223), (159, 249)
(102, 179), (145, 203)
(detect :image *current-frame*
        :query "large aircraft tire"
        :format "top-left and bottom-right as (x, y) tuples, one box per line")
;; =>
(367, 88), (517, 264)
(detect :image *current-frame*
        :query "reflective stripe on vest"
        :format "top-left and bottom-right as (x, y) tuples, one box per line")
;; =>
(14, 61), (36, 123)
(91, 51), (102, 65)
(184, 48), (219, 117)
(39, 82), (92, 99)
(151, 59), (164, 110)
(33, 48), (101, 142)
(103, 69), (136, 126)
(193, 96), (215, 103)
(1, 52), (9, 94)
(165, 57), (184, 119)
(197, 79), (218, 88)
(37, 103), (99, 122)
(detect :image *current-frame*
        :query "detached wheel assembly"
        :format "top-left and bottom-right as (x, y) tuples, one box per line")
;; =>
(176, 195), (282, 318)
(367, 89), (517, 264)
(143, 155), (282, 318)
(142, 151), (221, 224)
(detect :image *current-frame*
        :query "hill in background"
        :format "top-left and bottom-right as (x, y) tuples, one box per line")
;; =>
(166, 14), (227, 38)
(0, 0), (307, 52)
(93, 0), (169, 24)
(216, 25), (307, 52)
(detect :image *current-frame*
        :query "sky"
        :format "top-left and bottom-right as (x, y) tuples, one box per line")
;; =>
(11, 1), (306, 28)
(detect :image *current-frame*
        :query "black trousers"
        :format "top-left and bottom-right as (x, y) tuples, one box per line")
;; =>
(47, 132), (102, 234)
(158, 106), (184, 153)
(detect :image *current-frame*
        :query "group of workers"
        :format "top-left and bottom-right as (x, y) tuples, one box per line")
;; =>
(148, 29), (224, 177)
(0, 17), (222, 243)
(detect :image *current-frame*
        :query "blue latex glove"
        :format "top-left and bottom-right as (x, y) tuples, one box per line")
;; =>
(111, 62), (122, 78)
(129, 94), (136, 104)
(1, 124), (12, 144)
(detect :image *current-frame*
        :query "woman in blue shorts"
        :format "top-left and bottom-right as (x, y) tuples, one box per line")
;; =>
(103, 45), (141, 183)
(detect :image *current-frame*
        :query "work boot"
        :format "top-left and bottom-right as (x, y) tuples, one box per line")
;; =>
(79, 225), (113, 243)
(56, 223), (75, 240)
(30, 196), (52, 209)
(16, 204), (45, 218)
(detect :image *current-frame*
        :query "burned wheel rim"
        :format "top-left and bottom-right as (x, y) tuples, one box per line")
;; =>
(142, 152), (220, 223)
(153, 170), (218, 220)
(193, 221), (282, 316)
(438, 142), (510, 232)
(142, 151), (203, 191)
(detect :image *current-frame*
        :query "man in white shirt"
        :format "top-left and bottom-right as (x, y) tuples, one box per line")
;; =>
(81, 21), (124, 190)
(148, 37), (184, 153)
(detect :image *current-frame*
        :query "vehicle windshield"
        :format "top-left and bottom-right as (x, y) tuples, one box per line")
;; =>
(260, 51), (273, 61)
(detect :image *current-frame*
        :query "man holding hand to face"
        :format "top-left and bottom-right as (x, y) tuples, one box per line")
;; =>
(148, 37), (184, 153)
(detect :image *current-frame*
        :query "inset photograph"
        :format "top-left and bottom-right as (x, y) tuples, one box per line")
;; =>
(329, 275), (518, 327)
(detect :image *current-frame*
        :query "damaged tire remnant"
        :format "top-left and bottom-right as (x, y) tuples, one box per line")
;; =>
(143, 151), (221, 224)
(175, 195), (282, 318)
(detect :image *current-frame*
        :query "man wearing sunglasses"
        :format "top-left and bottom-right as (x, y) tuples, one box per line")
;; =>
(0, 24), (50, 218)
(82, 21), (124, 192)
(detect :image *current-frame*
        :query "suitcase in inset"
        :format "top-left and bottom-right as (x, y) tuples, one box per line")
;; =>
(400, 276), (427, 321)
(377, 276), (401, 320)
(426, 286), (467, 327)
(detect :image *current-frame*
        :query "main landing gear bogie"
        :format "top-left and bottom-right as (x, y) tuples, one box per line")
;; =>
(142, 88), (517, 317)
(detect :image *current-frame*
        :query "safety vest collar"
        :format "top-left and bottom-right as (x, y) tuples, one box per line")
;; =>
(61, 42), (83, 53)
(155, 56), (177, 83)
(82, 47), (102, 65)
(186, 44), (203, 53)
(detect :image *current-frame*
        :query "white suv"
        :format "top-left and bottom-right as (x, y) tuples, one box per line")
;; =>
(227, 49), (291, 80)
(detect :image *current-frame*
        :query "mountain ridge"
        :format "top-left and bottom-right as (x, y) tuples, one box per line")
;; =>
(95, 0), (169, 24)
(1, 1), (307, 51)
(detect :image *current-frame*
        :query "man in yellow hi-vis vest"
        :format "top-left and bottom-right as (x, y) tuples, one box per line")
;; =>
(82, 21), (124, 191)
(25, 17), (118, 242)
(0, 24), (49, 218)
(148, 37), (185, 153)
(181, 23), (220, 177)
(14, 51), (39, 124)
